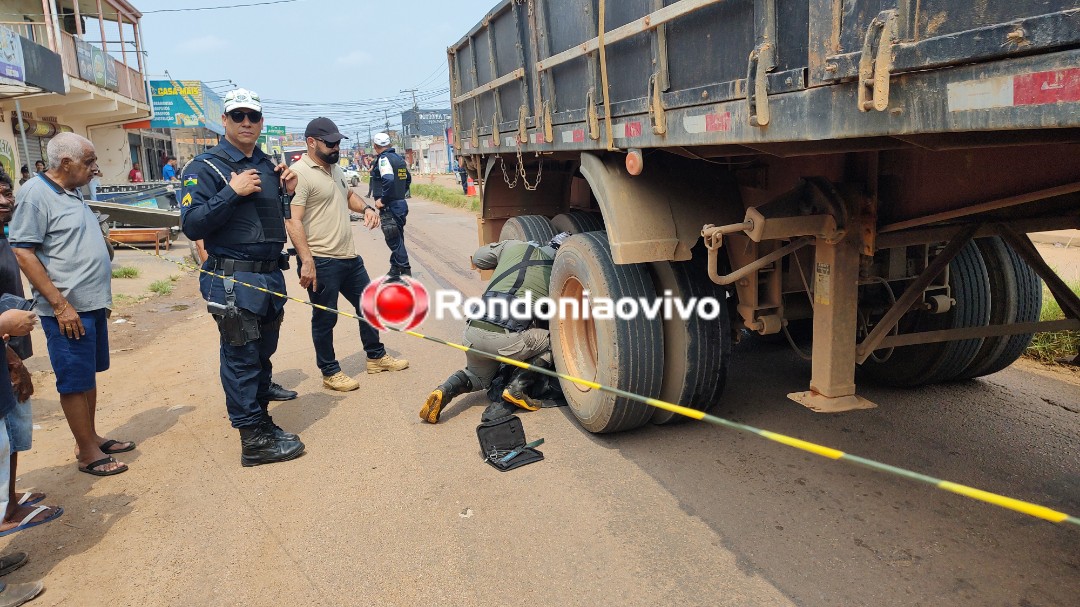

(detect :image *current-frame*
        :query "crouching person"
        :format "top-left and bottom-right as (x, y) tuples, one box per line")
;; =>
(420, 232), (570, 424)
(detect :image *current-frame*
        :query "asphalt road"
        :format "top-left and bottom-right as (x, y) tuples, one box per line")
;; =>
(2, 197), (1077, 606)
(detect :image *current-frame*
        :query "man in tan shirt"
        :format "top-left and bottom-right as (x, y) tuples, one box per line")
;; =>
(285, 117), (408, 391)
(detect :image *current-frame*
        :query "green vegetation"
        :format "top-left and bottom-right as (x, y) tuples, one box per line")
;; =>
(410, 183), (480, 212)
(111, 266), (140, 279)
(148, 279), (174, 296)
(113, 293), (148, 306)
(1024, 280), (1080, 363)
(362, 174), (479, 212)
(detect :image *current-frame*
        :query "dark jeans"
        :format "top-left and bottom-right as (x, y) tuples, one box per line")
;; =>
(380, 200), (410, 274)
(304, 256), (386, 376)
(200, 269), (288, 430)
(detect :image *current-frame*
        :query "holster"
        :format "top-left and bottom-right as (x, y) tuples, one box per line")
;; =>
(208, 278), (262, 346)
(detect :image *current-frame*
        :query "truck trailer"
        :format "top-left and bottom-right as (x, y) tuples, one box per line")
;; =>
(448, 0), (1080, 432)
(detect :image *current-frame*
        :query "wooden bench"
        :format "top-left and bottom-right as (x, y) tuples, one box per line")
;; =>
(108, 228), (172, 254)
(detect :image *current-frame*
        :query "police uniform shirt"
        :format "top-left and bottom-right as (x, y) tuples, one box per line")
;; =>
(180, 139), (284, 262)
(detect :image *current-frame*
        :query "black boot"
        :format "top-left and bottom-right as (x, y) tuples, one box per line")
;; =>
(420, 370), (474, 424)
(502, 354), (553, 411)
(481, 399), (517, 422)
(239, 425), (305, 467)
(262, 417), (299, 442)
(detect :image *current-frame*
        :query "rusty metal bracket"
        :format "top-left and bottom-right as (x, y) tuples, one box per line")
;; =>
(518, 105), (529, 143)
(471, 118), (479, 149)
(858, 10), (897, 112)
(648, 72), (667, 135)
(586, 89), (600, 140)
(491, 112), (500, 147)
(543, 100), (553, 143)
(703, 235), (813, 287)
(747, 43), (774, 127)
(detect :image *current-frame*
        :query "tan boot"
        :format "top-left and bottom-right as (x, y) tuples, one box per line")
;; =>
(367, 354), (409, 374)
(322, 372), (360, 392)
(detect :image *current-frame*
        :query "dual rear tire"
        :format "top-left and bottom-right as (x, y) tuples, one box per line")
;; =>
(549, 233), (730, 432)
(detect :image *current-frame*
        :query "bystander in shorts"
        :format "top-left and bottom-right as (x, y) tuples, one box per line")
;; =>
(40, 309), (110, 395)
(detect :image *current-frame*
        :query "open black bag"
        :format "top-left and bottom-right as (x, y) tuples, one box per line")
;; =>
(476, 415), (544, 472)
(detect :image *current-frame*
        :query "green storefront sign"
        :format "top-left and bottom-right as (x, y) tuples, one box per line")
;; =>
(265, 125), (286, 136)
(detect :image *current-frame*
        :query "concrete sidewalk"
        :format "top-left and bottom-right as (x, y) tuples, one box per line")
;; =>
(1031, 230), (1080, 248)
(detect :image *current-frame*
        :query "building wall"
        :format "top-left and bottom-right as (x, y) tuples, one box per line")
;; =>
(86, 124), (131, 183)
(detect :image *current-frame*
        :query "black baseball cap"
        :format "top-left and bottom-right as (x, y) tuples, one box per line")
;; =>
(305, 117), (348, 143)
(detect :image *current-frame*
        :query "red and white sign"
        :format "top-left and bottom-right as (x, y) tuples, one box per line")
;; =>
(947, 67), (1080, 111)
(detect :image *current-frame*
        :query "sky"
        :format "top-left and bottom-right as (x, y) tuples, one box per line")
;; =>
(135, 0), (499, 136)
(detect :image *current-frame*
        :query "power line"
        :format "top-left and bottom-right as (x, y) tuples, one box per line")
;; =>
(142, 0), (305, 14)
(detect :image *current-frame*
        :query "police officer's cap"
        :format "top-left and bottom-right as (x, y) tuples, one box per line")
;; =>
(224, 88), (262, 112)
(373, 132), (392, 147)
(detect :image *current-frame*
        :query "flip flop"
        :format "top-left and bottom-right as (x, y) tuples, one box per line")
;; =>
(78, 456), (128, 477)
(0, 551), (28, 577)
(15, 492), (45, 508)
(0, 505), (63, 537)
(100, 439), (136, 454)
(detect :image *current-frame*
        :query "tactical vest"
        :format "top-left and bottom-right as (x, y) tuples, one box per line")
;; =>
(196, 146), (287, 246)
(376, 149), (409, 200)
(480, 243), (554, 332)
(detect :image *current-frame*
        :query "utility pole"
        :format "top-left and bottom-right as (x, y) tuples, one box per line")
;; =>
(399, 88), (419, 141)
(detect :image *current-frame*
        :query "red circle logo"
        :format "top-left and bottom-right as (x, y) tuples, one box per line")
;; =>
(361, 276), (429, 331)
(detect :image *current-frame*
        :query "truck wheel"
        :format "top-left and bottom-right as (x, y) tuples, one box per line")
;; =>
(648, 257), (730, 424)
(550, 232), (663, 433)
(188, 240), (201, 266)
(499, 215), (555, 243)
(551, 211), (605, 234)
(957, 237), (1042, 379)
(859, 240), (990, 387)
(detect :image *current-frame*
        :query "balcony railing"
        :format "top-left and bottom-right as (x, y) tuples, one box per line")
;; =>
(58, 31), (146, 104)
(2, 21), (146, 105)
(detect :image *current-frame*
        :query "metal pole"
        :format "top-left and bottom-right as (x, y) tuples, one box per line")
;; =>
(14, 100), (32, 171)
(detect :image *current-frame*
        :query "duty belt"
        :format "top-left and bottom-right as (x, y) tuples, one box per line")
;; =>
(468, 319), (513, 334)
(206, 255), (278, 275)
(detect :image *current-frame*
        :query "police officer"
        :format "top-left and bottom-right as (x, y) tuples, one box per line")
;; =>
(180, 88), (304, 467)
(420, 232), (571, 424)
(370, 133), (412, 278)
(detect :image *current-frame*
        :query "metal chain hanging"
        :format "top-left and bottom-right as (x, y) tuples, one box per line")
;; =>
(518, 147), (543, 191)
(499, 154), (519, 189)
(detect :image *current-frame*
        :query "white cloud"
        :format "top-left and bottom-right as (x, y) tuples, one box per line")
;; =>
(177, 36), (228, 54)
(335, 51), (371, 67)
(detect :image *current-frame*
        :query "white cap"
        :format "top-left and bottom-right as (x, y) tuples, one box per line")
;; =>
(223, 88), (262, 112)
(373, 132), (391, 147)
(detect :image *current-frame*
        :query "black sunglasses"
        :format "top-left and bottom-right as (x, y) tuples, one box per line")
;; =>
(317, 138), (341, 148)
(227, 109), (263, 124)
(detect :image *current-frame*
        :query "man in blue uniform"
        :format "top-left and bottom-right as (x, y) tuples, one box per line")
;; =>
(180, 88), (305, 467)
(371, 133), (412, 278)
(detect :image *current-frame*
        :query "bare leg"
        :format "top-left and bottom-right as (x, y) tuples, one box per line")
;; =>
(61, 391), (123, 473)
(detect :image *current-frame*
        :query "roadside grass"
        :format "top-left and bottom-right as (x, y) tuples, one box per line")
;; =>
(114, 293), (148, 306)
(112, 266), (140, 279)
(410, 183), (480, 212)
(1024, 279), (1080, 363)
(361, 174), (479, 212)
(148, 279), (173, 296)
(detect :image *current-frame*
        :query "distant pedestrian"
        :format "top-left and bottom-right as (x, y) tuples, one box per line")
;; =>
(87, 169), (101, 201)
(286, 118), (408, 393)
(17, 166), (30, 186)
(456, 160), (468, 194)
(162, 156), (178, 181)
(33, 161), (44, 175)
(371, 132), (412, 278)
(128, 162), (143, 183)
(10, 132), (133, 477)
